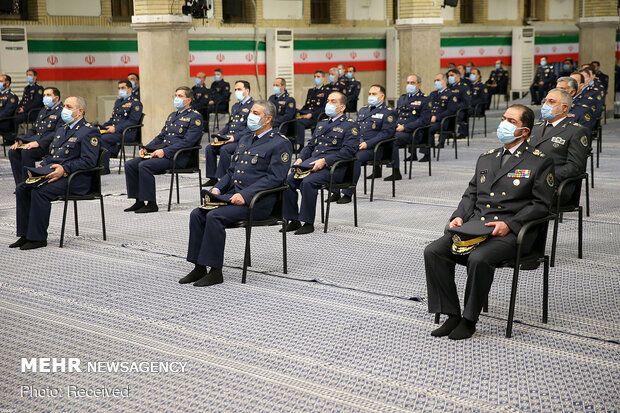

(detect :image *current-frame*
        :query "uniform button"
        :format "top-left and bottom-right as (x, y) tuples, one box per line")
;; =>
(502, 192), (506, 196)
(494, 216), (499, 220)
(486, 204), (490, 208)
(490, 192), (495, 196)
(480, 217), (485, 221)
(498, 206), (502, 209)
(237, 170), (240, 173)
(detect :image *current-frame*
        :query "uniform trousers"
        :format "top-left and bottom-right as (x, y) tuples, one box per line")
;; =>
(125, 157), (173, 203)
(99, 132), (124, 169)
(283, 167), (344, 224)
(9, 147), (46, 184)
(295, 118), (316, 145)
(205, 142), (238, 179)
(342, 147), (381, 197)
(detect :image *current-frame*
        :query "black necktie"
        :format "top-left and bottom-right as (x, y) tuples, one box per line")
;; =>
(328, 118), (333, 123)
(501, 150), (512, 167)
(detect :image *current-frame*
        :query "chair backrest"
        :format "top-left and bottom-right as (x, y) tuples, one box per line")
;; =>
(565, 176), (584, 208)
(269, 189), (285, 221)
(89, 148), (107, 194)
(186, 146), (200, 170)
(380, 140), (395, 162)
(136, 113), (145, 141)
(527, 220), (551, 260)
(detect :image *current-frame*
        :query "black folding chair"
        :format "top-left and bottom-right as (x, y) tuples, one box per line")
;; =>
(0, 109), (19, 156)
(56, 148), (107, 248)
(363, 137), (397, 202)
(154, 145), (203, 211)
(278, 117), (301, 157)
(469, 102), (487, 139)
(118, 113), (145, 174)
(435, 214), (555, 338)
(436, 107), (470, 160)
(211, 99), (230, 132)
(24, 107), (42, 131)
(402, 125), (433, 178)
(591, 117), (602, 168)
(319, 157), (358, 233)
(226, 185), (288, 283)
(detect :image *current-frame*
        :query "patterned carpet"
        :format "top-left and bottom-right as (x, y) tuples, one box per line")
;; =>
(1, 108), (618, 412)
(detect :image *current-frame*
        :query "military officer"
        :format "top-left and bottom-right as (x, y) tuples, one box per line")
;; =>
(203, 80), (254, 186)
(0, 74), (19, 138)
(485, 60), (509, 108)
(192, 71), (211, 127)
(456, 65), (470, 86)
(556, 76), (596, 133)
(425, 104), (555, 340)
(469, 68), (488, 116)
(181, 100), (292, 287)
(128, 73), (140, 100)
(578, 67), (604, 119)
(15, 69), (44, 125)
(591, 60), (609, 96)
(530, 88), (588, 205)
(530, 56), (556, 105)
(385, 74), (431, 180)
(99, 80), (143, 171)
(332, 84), (396, 204)
(10, 96), (100, 250)
(9, 87), (63, 184)
(295, 70), (328, 148)
(208, 68), (231, 114)
(428, 73), (459, 149)
(124, 87), (203, 214)
(337, 64), (348, 91)
(283, 92), (358, 234)
(326, 67), (346, 94)
(559, 58), (575, 77)
(344, 65), (361, 113)
(268, 77), (296, 131)
(447, 69), (471, 139)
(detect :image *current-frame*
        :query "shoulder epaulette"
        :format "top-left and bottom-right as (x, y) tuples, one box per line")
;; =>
(482, 148), (496, 156)
(532, 149), (545, 158)
(387, 107), (393, 111)
(534, 121), (544, 126)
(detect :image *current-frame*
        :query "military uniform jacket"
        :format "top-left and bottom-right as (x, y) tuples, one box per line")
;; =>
(42, 118), (100, 175)
(470, 82), (489, 110)
(299, 115), (358, 167)
(486, 69), (509, 93)
(356, 102), (397, 149)
(215, 129), (292, 203)
(396, 91), (432, 133)
(18, 83), (44, 113)
(147, 108), (203, 159)
(103, 96), (143, 141)
(192, 84), (211, 110)
(429, 88), (458, 122)
(300, 86), (328, 119)
(0, 89), (19, 123)
(452, 143), (555, 235)
(595, 71), (609, 93)
(451, 81), (471, 110)
(219, 97), (254, 137)
(19, 104), (63, 150)
(581, 83), (604, 117)
(268, 91), (296, 129)
(533, 65), (556, 86)
(132, 87), (140, 101)
(569, 104), (595, 134)
(209, 80), (231, 104)
(529, 117), (589, 184)
(345, 78), (361, 102)
(326, 81), (345, 95)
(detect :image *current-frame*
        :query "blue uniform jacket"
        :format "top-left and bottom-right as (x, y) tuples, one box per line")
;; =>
(299, 115), (358, 167)
(132, 87), (140, 101)
(19, 104), (63, 150)
(209, 80), (231, 105)
(345, 78), (361, 102)
(268, 91), (296, 129)
(533, 65), (556, 87)
(451, 80), (471, 110)
(214, 129), (293, 203)
(486, 68), (509, 93)
(470, 82), (489, 115)
(42, 118), (100, 176)
(300, 85), (328, 120)
(396, 91), (432, 133)
(103, 96), (143, 141)
(429, 88), (459, 122)
(0, 89), (19, 130)
(192, 84), (210, 111)
(219, 97), (254, 137)
(18, 83), (44, 113)
(146, 108), (204, 164)
(569, 104), (595, 134)
(356, 102), (397, 149)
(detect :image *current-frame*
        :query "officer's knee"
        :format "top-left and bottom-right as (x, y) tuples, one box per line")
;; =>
(8, 149), (19, 160)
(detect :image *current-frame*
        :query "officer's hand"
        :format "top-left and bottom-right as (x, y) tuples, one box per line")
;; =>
(230, 193), (245, 205)
(211, 187), (221, 195)
(449, 217), (463, 228)
(430, 116), (437, 123)
(24, 141), (39, 150)
(139, 148), (145, 157)
(310, 158), (326, 171)
(303, 113), (312, 119)
(225, 135), (235, 143)
(486, 221), (510, 237)
(208, 100), (214, 105)
(293, 158), (303, 166)
(18, 108), (24, 113)
(396, 124), (405, 132)
(359, 142), (368, 150)
(10, 141), (20, 150)
(106, 125), (116, 133)
(538, 81), (544, 86)
(151, 149), (165, 158)
(46, 164), (66, 183)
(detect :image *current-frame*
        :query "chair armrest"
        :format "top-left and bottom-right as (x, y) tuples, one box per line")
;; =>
(514, 214), (556, 262)
(278, 118), (297, 133)
(439, 113), (457, 132)
(374, 137), (397, 155)
(171, 145), (202, 170)
(0, 115), (17, 122)
(121, 123), (144, 140)
(410, 125), (431, 144)
(64, 146), (107, 198)
(247, 185), (289, 225)
(473, 102), (486, 115)
(328, 157), (357, 188)
(554, 173), (587, 213)
(27, 107), (40, 118)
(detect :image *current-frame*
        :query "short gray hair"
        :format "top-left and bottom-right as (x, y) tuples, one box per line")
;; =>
(548, 87), (572, 107)
(409, 73), (422, 83)
(253, 99), (276, 124)
(68, 96), (87, 112)
(557, 76), (578, 93)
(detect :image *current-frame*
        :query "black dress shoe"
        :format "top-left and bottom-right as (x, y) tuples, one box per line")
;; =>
(179, 265), (208, 284)
(448, 318), (477, 340)
(20, 240), (47, 250)
(203, 178), (219, 187)
(281, 220), (301, 232)
(326, 193), (341, 203)
(418, 155), (430, 163)
(437, 143), (445, 149)
(294, 223), (314, 235)
(365, 169), (382, 179)
(124, 201), (145, 212)
(336, 195), (352, 204)
(384, 170), (402, 181)
(135, 203), (159, 214)
(404, 154), (418, 162)
(101, 168), (111, 175)
(193, 268), (224, 287)
(9, 237), (27, 248)
(431, 315), (462, 337)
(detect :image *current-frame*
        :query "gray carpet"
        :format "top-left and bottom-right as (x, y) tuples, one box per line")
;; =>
(1, 109), (619, 412)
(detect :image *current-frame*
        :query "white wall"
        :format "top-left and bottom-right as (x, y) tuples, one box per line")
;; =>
(47, 0), (101, 16)
(488, 0), (519, 21)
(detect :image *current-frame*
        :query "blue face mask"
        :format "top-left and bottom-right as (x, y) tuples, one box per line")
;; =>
(235, 90), (245, 101)
(469, 74), (477, 82)
(346, 72), (353, 79)
(273, 86), (281, 95)
(214, 74), (221, 81)
(325, 103), (339, 118)
(448, 76), (456, 85)
(368, 95), (379, 107)
(43, 96), (55, 108)
(495, 64), (501, 70)
(174, 96), (185, 110)
(129, 80), (136, 88)
(434, 80), (443, 90)
(26, 75), (34, 84)
(497, 120), (523, 144)
(563, 64), (571, 71)
(540, 60), (547, 67)
(328, 74), (335, 83)
(314, 77), (322, 87)
(406, 84), (417, 95)
(338, 69), (343, 76)
(195, 78), (202, 85)
(0, 83), (5, 91)
(465, 67), (471, 74)
(61, 108), (75, 124)
(540, 103), (558, 121)
(246, 112), (262, 131)
(118, 89), (129, 99)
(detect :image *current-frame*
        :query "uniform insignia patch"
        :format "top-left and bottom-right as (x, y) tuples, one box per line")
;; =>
(38, 89), (43, 94)
(507, 169), (531, 178)
(551, 137), (565, 145)
(179, 128), (183, 133)
(585, 113), (591, 121)
(352, 128), (358, 136)
(11, 98), (15, 103)
(333, 127), (343, 133)
(532, 149), (545, 157)
(513, 179), (520, 186)
(281, 152), (289, 163)
(68, 137), (78, 142)
(580, 135), (588, 147)
(195, 119), (201, 126)
(135, 106), (140, 110)
(242, 108), (249, 112)
(480, 175), (486, 184)
(251, 155), (258, 165)
(453, 96), (457, 102)
(332, 138), (337, 144)
(90, 137), (98, 146)
(482, 149), (495, 156)
(288, 102), (294, 108)
(546, 173), (554, 187)
(387, 115), (393, 123)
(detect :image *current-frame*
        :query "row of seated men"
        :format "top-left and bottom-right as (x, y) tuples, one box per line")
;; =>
(7, 83), (591, 341)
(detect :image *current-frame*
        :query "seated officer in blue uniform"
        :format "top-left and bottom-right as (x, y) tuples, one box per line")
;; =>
(207, 68), (231, 114)
(283, 92), (358, 235)
(124, 87), (203, 214)
(99, 80), (143, 171)
(326, 68), (346, 94)
(128, 73), (140, 100)
(192, 71), (210, 130)
(9, 87), (63, 184)
(591, 61), (609, 96)
(344, 65), (361, 113)
(428, 73), (459, 148)
(556, 76), (595, 134)
(203, 80), (254, 187)
(578, 67), (604, 119)
(469, 68), (488, 117)
(0, 74), (19, 139)
(10, 96), (100, 250)
(447, 69), (471, 139)
(269, 77), (296, 132)
(332, 84), (397, 204)
(529, 56), (556, 105)
(181, 100), (292, 287)
(295, 70), (328, 148)
(386, 74), (432, 179)
(485, 60), (509, 108)
(15, 69), (44, 125)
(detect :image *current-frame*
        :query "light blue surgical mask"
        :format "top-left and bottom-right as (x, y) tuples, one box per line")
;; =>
(496, 120), (523, 144)
(195, 78), (202, 85)
(26, 75), (34, 84)
(338, 69), (343, 76)
(563, 64), (571, 71)
(325, 103), (339, 118)
(61, 107), (75, 124)
(406, 84), (417, 95)
(314, 77), (322, 87)
(540, 60), (547, 67)
(235, 90), (245, 101)
(246, 112), (262, 131)
(434, 80), (443, 90)
(273, 86), (281, 95)
(174, 96), (185, 110)
(43, 96), (54, 108)
(495, 64), (501, 70)
(540, 103), (556, 121)
(465, 67), (471, 74)
(367, 95), (379, 107)
(328, 74), (335, 83)
(118, 89), (129, 99)
(469, 74), (477, 82)
(0, 83), (5, 91)
(214, 74), (221, 81)
(346, 72), (353, 79)
(129, 80), (136, 88)
(448, 76), (456, 85)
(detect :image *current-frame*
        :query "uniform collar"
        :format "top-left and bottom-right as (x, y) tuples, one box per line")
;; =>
(241, 96), (251, 105)
(1, 88), (10, 95)
(68, 117), (84, 129)
(503, 140), (525, 155)
(548, 116), (567, 127)
(254, 127), (272, 140)
(329, 114), (343, 122)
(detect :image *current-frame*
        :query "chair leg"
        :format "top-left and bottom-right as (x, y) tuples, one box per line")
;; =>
(353, 189), (358, 227)
(100, 196), (107, 241)
(324, 191), (332, 233)
(60, 199), (69, 248)
(282, 219), (288, 274)
(550, 215), (559, 267)
(590, 154), (594, 188)
(391, 165), (395, 197)
(73, 200), (79, 236)
(118, 145), (124, 174)
(241, 226), (252, 284)
(542, 256), (549, 323)
(454, 137), (458, 159)
(370, 173), (375, 202)
(176, 173), (180, 204)
(506, 264), (520, 338)
(167, 173), (174, 212)
(363, 164), (367, 195)
(578, 206), (583, 259)
(585, 175), (590, 217)
(403, 147), (407, 175)
(198, 169), (202, 202)
(470, 116), (476, 140)
(428, 153), (432, 176)
(483, 115), (487, 137)
(320, 188), (325, 224)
